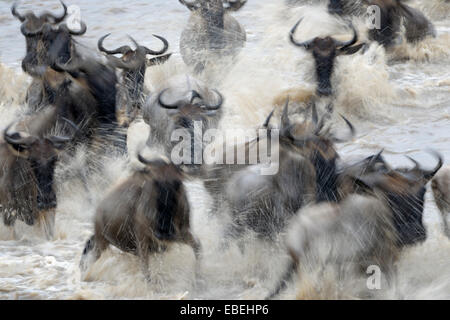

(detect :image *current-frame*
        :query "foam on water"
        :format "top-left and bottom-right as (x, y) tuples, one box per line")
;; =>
(0, 0), (449, 300)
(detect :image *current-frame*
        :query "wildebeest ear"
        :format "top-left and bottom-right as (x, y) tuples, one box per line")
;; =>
(146, 53), (172, 67)
(339, 43), (365, 55)
(353, 177), (375, 193)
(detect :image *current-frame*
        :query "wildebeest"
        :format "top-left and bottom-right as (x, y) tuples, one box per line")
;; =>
(0, 113), (78, 239)
(365, 0), (436, 47)
(290, 18), (364, 96)
(204, 100), (354, 243)
(11, 1), (70, 110)
(79, 152), (201, 280)
(14, 6), (87, 111)
(143, 74), (224, 174)
(328, 0), (365, 16)
(267, 151), (443, 299)
(98, 34), (171, 126)
(179, 0), (247, 73)
(431, 165), (450, 238)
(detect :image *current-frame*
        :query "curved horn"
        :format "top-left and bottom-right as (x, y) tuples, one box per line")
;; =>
(408, 150), (443, 181)
(98, 33), (132, 55)
(142, 35), (169, 56)
(137, 153), (169, 166)
(179, 0), (199, 11)
(332, 114), (356, 143)
(335, 22), (358, 50)
(281, 97), (290, 129)
(203, 89), (223, 111)
(289, 19), (314, 50)
(190, 90), (202, 104)
(3, 123), (36, 150)
(11, 1), (26, 22)
(59, 21), (87, 36)
(263, 109), (275, 128)
(158, 89), (180, 109)
(41, 1), (68, 23)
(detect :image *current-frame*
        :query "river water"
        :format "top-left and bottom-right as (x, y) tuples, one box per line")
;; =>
(0, 0), (449, 299)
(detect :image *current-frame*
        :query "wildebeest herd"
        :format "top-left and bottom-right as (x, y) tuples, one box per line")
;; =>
(1, 0), (449, 299)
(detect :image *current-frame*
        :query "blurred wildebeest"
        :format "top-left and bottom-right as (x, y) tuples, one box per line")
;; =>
(290, 18), (365, 96)
(365, 0), (436, 47)
(179, 0), (247, 73)
(79, 152), (201, 280)
(0, 113), (78, 239)
(143, 74), (224, 175)
(328, 0), (366, 16)
(11, 0), (68, 110)
(205, 100), (354, 243)
(98, 34), (171, 127)
(267, 151), (443, 299)
(431, 165), (450, 238)
(16, 11), (87, 110)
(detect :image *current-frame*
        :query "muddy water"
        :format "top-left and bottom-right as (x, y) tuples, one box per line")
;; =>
(0, 0), (449, 299)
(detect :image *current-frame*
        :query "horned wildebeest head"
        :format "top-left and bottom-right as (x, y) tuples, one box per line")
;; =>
(355, 151), (443, 246)
(98, 33), (170, 125)
(12, 1), (87, 76)
(0, 116), (78, 237)
(12, 1), (67, 72)
(268, 99), (355, 202)
(79, 152), (201, 279)
(179, 0), (247, 73)
(290, 18), (364, 96)
(143, 75), (224, 172)
(364, 0), (436, 47)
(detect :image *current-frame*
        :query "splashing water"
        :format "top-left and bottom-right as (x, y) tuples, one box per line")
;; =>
(0, 0), (449, 299)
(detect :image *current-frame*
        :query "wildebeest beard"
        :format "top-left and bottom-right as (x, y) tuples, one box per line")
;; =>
(313, 49), (337, 97)
(30, 157), (57, 211)
(155, 179), (181, 240)
(387, 187), (427, 246)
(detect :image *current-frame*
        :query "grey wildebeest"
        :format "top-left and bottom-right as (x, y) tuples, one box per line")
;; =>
(289, 18), (365, 97)
(143, 74), (224, 175)
(267, 151), (443, 299)
(0, 112), (78, 239)
(431, 165), (450, 238)
(365, 0), (436, 47)
(98, 34), (171, 127)
(79, 153), (201, 281)
(179, 0), (247, 73)
(11, 1), (89, 110)
(204, 99), (354, 244)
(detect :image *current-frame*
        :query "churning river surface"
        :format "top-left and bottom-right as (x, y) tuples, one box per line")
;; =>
(0, 0), (449, 299)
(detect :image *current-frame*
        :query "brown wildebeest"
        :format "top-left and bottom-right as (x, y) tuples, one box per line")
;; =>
(0, 113), (78, 239)
(79, 153), (201, 281)
(98, 34), (171, 126)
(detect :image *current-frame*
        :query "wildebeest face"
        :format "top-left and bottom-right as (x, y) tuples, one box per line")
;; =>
(290, 19), (363, 96)
(20, 22), (86, 77)
(157, 88), (223, 166)
(98, 34), (170, 109)
(328, 0), (344, 15)
(3, 119), (77, 214)
(264, 100), (355, 202)
(12, 1), (69, 74)
(357, 151), (443, 246)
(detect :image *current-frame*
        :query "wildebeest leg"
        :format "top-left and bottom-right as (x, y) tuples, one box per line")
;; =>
(79, 234), (108, 272)
(39, 209), (56, 240)
(2, 209), (17, 227)
(265, 256), (299, 300)
(137, 237), (151, 282)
